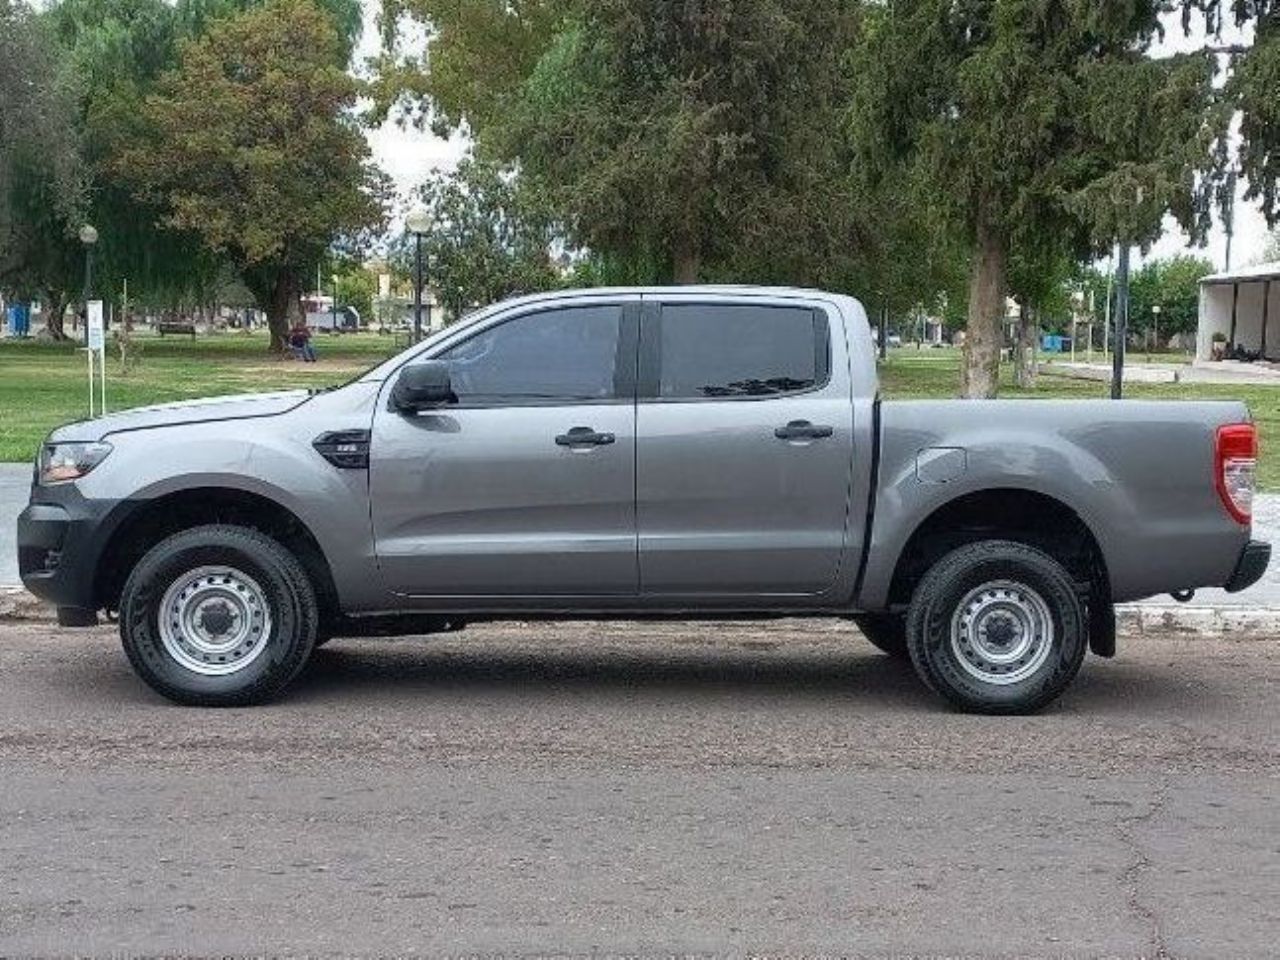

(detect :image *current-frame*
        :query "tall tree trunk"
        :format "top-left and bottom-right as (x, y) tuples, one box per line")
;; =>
(42, 291), (68, 340)
(673, 236), (701, 284)
(265, 268), (301, 352)
(961, 215), (1007, 399)
(1014, 301), (1038, 388)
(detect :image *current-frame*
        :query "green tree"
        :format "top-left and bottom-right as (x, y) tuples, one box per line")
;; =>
(849, 2), (1221, 397)
(378, 0), (858, 285)
(1128, 254), (1215, 346)
(1187, 3), (1280, 227)
(45, 0), (223, 314)
(0, 0), (86, 335)
(329, 257), (376, 324)
(122, 0), (387, 349)
(396, 157), (561, 322)
(1263, 230), (1280, 263)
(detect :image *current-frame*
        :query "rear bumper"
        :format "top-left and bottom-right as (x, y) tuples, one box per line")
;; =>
(1225, 540), (1271, 594)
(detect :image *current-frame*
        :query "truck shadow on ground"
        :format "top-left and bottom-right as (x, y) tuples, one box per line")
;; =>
(292, 642), (929, 704)
(276, 639), (1220, 717)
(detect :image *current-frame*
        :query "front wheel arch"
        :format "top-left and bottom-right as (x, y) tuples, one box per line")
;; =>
(94, 487), (339, 629)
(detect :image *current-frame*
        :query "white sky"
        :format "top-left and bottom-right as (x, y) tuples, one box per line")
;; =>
(357, 3), (1275, 269)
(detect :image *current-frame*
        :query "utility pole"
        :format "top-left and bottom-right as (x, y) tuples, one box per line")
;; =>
(1111, 244), (1131, 399)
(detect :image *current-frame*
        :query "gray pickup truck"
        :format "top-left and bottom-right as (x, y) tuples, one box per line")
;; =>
(17, 286), (1270, 713)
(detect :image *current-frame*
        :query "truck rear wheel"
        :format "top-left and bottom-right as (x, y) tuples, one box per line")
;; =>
(119, 524), (318, 706)
(851, 614), (908, 659)
(906, 540), (1086, 714)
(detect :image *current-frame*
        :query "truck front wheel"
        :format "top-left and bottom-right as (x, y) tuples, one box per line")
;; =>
(906, 540), (1086, 714)
(119, 524), (318, 706)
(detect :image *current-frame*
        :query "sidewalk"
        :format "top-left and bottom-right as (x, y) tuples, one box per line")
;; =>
(3, 461), (1279, 625)
(1, 463), (29, 587)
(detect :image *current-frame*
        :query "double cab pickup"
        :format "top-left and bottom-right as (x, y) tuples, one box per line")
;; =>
(18, 286), (1270, 712)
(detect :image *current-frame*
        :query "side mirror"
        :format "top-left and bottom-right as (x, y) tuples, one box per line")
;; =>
(391, 361), (457, 411)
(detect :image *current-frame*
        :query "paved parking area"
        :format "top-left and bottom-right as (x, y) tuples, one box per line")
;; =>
(1, 618), (1278, 956)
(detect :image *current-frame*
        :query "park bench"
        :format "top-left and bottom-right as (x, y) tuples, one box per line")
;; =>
(157, 321), (196, 338)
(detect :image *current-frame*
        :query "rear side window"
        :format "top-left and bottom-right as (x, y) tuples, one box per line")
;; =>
(438, 304), (624, 404)
(654, 304), (829, 399)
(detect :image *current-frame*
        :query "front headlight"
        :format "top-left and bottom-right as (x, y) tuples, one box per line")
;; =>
(39, 441), (113, 484)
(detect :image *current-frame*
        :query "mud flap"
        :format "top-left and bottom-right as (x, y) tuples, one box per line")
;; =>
(1088, 595), (1116, 658)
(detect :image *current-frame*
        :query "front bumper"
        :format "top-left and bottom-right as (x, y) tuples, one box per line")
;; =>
(1225, 540), (1271, 594)
(17, 484), (128, 622)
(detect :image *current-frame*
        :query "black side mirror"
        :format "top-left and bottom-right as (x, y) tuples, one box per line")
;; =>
(392, 361), (457, 411)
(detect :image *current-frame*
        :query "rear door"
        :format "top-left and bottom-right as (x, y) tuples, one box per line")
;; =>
(370, 298), (639, 598)
(636, 296), (854, 597)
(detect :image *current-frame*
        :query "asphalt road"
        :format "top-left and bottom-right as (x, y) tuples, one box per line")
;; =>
(1, 617), (1278, 957)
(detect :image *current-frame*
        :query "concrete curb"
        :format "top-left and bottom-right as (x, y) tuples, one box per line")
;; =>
(0, 586), (50, 621)
(1117, 603), (1280, 638)
(2, 585), (1278, 637)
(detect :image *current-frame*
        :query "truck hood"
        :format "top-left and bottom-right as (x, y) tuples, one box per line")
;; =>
(49, 390), (311, 443)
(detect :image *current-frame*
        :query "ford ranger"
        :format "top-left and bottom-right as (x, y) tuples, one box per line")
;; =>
(17, 286), (1271, 713)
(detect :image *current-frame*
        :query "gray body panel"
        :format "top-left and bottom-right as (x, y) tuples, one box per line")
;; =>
(20, 285), (1259, 618)
(633, 291), (862, 599)
(860, 400), (1252, 607)
(370, 401), (637, 597)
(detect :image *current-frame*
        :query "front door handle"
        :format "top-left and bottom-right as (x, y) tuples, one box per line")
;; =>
(556, 426), (616, 447)
(774, 420), (834, 441)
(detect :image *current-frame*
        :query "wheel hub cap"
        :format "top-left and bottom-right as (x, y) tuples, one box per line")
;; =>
(158, 566), (272, 676)
(950, 580), (1054, 685)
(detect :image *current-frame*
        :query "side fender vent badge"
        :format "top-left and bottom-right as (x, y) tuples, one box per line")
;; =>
(313, 430), (371, 469)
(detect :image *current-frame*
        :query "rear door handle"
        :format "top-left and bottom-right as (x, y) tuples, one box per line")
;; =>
(774, 420), (834, 441)
(556, 426), (616, 447)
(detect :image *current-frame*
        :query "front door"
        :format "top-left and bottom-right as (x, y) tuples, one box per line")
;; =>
(371, 300), (638, 598)
(636, 298), (854, 597)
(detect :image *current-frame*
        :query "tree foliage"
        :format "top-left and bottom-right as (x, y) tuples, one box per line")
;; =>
(848, 1), (1221, 397)
(378, 0), (859, 285)
(122, 0), (388, 347)
(393, 157), (561, 321)
(0, 0), (86, 329)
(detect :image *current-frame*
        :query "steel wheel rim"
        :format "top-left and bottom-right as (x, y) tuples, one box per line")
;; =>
(949, 579), (1054, 686)
(158, 565), (273, 676)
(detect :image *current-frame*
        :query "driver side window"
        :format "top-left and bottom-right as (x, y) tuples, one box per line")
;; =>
(437, 304), (624, 405)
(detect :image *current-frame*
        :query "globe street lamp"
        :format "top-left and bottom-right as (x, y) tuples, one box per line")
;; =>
(1151, 304), (1162, 353)
(79, 224), (98, 333)
(406, 204), (432, 343)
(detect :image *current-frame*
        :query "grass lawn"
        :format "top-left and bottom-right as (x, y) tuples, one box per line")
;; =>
(881, 349), (1280, 490)
(0, 331), (397, 465)
(4, 334), (1279, 489)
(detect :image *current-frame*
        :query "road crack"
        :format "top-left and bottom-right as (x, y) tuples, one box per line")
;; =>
(1115, 779), (1173, 959)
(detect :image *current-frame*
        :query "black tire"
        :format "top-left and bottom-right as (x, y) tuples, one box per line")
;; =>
(906, 539), (1086, 715)
(119, 524), (318, 706)
(851, 614), (909, 659)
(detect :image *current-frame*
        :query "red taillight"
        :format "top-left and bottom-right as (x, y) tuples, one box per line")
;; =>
(1216, 423), (1258, 525)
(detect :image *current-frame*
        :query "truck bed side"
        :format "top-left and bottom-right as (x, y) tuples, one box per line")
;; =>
(857, 398), (1253, 609)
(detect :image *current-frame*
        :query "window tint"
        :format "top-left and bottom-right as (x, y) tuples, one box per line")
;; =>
(656, 304), (827, 399)
(439, 304), (623, 404)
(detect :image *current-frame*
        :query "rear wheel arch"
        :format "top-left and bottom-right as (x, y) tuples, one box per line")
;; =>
(885, 488), (1110, 620)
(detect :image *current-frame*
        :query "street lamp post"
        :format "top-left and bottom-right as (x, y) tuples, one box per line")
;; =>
(79, 224), (98, 335)
(406, 204), (432, 343)
(1151, 304), (1162, 354)
(331, 273), (339, 332)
